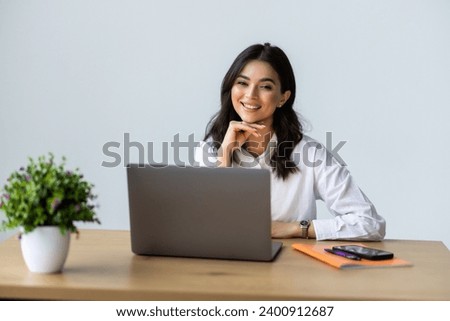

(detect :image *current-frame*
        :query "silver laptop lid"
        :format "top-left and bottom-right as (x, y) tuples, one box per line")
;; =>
(127, 164), (281, 261)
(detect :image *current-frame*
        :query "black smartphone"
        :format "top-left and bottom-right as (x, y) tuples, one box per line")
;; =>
(332, 245), (394, 261)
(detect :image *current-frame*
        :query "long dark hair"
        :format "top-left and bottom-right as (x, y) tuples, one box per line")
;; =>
(204, 43), (303, 180)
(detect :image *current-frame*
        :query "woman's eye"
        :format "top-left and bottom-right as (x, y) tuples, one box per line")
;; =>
(236, 81), (248, 86)
(261, 85), (272, 90)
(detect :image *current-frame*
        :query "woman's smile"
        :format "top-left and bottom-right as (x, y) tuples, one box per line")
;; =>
(240, 102), (261, 111)
(231, 60), (290, 128)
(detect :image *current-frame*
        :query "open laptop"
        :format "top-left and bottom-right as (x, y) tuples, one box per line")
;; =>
(126, 164), (282, 261)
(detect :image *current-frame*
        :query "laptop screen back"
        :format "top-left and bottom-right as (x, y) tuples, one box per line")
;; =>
(127, 164), (278, 261)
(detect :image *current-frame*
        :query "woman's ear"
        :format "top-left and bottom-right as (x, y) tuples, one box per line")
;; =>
(278, 90), (291, 108)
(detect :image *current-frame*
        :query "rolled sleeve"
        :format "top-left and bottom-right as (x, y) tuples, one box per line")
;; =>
(313, 147), (386, 241)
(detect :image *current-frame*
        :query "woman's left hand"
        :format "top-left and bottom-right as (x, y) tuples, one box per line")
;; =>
(271, 221), (316, 239)
(271, 221), (300, 238)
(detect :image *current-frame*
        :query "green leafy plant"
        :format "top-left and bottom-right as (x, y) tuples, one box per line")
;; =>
(0, 153), (100, 234)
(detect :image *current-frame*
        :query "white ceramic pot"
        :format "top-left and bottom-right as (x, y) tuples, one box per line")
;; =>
(20, 226), (71, 273)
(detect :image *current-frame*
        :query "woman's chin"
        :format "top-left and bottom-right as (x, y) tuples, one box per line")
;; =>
(239, 116), (261, 124)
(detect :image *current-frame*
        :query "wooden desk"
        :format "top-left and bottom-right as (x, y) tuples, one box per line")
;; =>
(0, 230), (449, 300)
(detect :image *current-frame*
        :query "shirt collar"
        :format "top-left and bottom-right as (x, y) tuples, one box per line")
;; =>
(232, 133), (277, 168)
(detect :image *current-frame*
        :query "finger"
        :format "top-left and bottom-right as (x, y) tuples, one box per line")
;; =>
(230, 121), (265, 132)
(245, 121), (266, 127)
(229, 122), (262, 136)
(230, 120), (265, 128)
(241, 121), (266, 129)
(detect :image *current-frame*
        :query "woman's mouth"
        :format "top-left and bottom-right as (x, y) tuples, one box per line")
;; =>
(241, 102), (261, 111)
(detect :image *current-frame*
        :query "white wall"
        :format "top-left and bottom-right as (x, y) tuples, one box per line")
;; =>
(1, 0), (449, 248)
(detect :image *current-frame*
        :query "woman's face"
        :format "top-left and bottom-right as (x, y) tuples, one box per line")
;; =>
(231, 60), (291, 128)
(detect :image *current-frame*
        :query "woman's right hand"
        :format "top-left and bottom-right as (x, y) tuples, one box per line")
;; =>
(217, 121), (265, 167)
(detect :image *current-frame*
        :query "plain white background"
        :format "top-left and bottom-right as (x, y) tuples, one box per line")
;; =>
(1, 0), (449, 249)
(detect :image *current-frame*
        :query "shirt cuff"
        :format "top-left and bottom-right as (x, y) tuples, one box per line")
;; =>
(312, 219), (339, 240)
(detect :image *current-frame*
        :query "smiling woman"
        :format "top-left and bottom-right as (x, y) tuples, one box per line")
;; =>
(228, 60), (291, 158)
(196, 43), (386, 241)
(206, 43), (301, 176)
(232, 60), (290, 125)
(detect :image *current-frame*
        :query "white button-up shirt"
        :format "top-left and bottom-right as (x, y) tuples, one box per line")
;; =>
(195, 134), (386, 240)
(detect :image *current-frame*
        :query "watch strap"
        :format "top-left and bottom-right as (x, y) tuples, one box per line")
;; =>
(299, 220), (310, 239)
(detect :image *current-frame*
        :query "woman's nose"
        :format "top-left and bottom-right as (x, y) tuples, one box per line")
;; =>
(244, 85), (258, 98)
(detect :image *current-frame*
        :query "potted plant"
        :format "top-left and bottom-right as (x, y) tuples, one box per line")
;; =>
(0, 153), (100, 273)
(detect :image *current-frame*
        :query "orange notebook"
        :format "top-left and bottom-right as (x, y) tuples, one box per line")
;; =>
(292, 243), (413, 269)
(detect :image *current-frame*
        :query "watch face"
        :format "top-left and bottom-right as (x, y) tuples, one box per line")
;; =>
(300, 220), (309, 227)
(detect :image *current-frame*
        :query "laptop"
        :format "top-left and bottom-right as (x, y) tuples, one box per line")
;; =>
(126, 164), (283, 261)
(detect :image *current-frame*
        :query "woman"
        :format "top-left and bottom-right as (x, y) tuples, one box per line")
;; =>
(195, 43), (385, 240)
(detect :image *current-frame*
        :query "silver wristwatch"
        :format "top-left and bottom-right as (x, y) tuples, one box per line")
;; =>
(299, 220), (311, 239)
